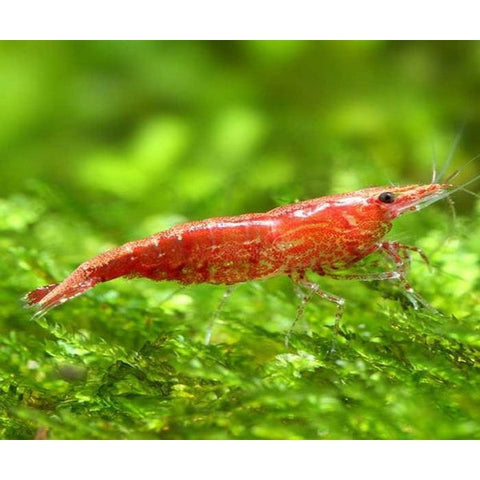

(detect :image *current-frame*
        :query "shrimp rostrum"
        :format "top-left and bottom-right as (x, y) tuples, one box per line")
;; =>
(25, 177), (477, 330)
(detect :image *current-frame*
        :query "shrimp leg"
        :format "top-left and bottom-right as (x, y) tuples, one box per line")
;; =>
(325, 241), (437, 313)
(285, 282), (315, 347)
(379, 242), (438, 312)
(204, 286), (235, 345)
(290, 272), (346, 336)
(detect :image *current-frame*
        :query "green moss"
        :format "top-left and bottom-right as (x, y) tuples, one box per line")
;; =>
(1, 41), (479, 439)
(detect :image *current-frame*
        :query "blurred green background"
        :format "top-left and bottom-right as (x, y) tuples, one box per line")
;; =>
(0, 41), (479, 439)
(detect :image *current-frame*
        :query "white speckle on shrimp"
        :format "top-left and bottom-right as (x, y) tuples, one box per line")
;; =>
(342, 213), (358, 227)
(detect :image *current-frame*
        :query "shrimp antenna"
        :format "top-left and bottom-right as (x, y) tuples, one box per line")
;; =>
(414, 171), (480, 212)
(461, 187), (480, 198)
(435, 124), (465, 182)
(444, 169), (460, 183)
(431, 142), (437, 184)
(444, 153), (480, 184)
(428, 194), (458, 261)
(447, 172), (480, 197)
(457, 187), (480, 200)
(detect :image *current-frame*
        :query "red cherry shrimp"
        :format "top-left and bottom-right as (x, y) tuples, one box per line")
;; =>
(24, 167), (479, 341)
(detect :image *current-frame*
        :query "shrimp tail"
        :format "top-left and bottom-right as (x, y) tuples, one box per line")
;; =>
(24, 275), (98, 317)
(24, 283), (60, 306)
(24, 256), (103, 317)
(23, 240), (146, 317)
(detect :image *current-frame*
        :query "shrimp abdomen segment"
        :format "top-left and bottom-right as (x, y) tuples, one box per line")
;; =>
(26, 215), (281, 316)
(136, 215), (282, 284)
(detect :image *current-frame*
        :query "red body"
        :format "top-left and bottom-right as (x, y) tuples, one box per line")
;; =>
(25, 183), (451, 315)
(113, 195), (391, 285)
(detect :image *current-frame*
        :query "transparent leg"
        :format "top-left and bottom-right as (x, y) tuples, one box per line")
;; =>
(379, 241), (438, 313)
(205, 286), (235, 345)
(290, 273), (346, 350)
(285, 283), (315, 347)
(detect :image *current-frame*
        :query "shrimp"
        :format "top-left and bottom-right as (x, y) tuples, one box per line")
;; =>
(24, 179), (475, 326)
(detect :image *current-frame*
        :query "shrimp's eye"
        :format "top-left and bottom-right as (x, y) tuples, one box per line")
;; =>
(378, 192), (395, 203)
